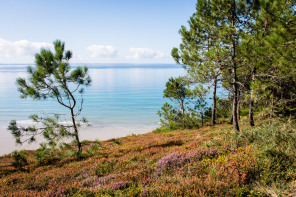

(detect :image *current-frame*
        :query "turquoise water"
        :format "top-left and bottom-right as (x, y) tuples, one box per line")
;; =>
(0, 64), (185, 155)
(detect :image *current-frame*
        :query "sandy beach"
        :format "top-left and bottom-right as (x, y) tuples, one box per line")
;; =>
(0, 124), (158, 156)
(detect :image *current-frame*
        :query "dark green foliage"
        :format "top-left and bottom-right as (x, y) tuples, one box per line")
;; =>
(83, 144), (99, 158)
(158, 76), (214, 130)
(171, 0), (257, 129)
(238, 0), (296, 121)
(111, 138), (122, 145)
(81, 140), (91, 145)
(34, 143), (57, 164)
(216, 97), (232, 120)
(157, 102), (181, 130)
(163, 77), (189, 116)
(158, 77), (200, 130)
(12, 150), (28, 169)
(163, 77), (187, 102)
(169, 0), (296, 130)
(193, 96), (211, 127)
(157, 102), (201, 130)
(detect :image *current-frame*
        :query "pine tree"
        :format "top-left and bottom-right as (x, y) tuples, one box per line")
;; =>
(173, 0), (259, 131)
(171, 0), (226, 126)
(8, 40), (91, 156)
(256, 0), (296, 116)
(240, 0), (296, 119)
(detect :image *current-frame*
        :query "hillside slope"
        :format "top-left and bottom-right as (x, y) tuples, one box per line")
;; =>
(1, 118), (296, 196)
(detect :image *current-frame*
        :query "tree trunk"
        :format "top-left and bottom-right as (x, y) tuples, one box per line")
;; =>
(181, 100), (185, 127)
(232, 67), (239, 131)
(270, 94), (274, 118)
(237, 90), (240, 121)
(211, 79), (217, 126)
(249, 67), (255, 127)
(181, 100), (184, 115)
(249, 92), (255, 126)
(71, 108), (82, 156)
(201, 112), (204, 127)
(231, 4), (240, 131)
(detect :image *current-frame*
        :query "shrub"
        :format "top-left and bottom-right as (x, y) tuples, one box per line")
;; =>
(224, 119), (296, 193)
(157, 102), (201, 131)
(81, 140), (91, 145)
(12, 150), (28, 169)
(83, 144), (100, 158)
(111, 138), (122, 145)
(95, 159), (118, 177)
(95, 139), (102, 145)
(34, 143), (57, 163)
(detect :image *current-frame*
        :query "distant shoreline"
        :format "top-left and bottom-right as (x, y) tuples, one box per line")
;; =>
(0, 63), (181, 71)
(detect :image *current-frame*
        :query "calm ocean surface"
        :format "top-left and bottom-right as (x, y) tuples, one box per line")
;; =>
(0, 64), (185, 155)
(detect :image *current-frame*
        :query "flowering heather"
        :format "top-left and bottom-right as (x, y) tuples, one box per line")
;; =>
(141, 188), (155, 196)
(81, 176), (97, 187)
(156, 152), (185, 173)
(156, 148), (222, 173)
(45, 188), (65, 197)
(112, 181), (133, 190)
(96, 174), (116, 185)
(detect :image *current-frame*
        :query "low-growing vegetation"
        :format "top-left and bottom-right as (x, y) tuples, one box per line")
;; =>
(1, 118), (296, 196)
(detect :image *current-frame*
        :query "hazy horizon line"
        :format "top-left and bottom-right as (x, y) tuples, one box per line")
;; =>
(0, 63), (178, 66)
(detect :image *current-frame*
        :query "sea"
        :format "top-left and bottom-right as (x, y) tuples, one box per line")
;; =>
(0, 64), (186, 155)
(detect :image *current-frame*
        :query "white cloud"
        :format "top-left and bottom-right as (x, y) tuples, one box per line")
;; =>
(0, 39), (53, 58)
(71, 53), (84, 62)
(87, 45), (118, 58)
(127, 48), (168, 59)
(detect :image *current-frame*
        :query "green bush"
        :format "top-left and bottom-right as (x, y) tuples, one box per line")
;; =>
(216, 97), (232, 119)
(111, 138), (122, 145)
(12, 150), (28, 169)
(240, 108), (249, 116)
(157, 102), (200, 131)
(83, 144), (100, 158)
(95, 159), (118, 177)
(81, 140), (91, 145)
(34, 143), (57, 163)
(95, 139), (102, 145)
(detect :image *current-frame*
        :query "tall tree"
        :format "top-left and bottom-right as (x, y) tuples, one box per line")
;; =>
(172, 0), (259, 131)
(8, 40), (91, 156)
(239, 31), (258, 127)
(240, 0), (296, 120)
(171, 0), (227, 126)
(214, 0), (258, 131)
(255, 0), (296, 116)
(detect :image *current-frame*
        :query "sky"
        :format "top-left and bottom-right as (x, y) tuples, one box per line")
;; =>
(0, 0), (196, 64)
